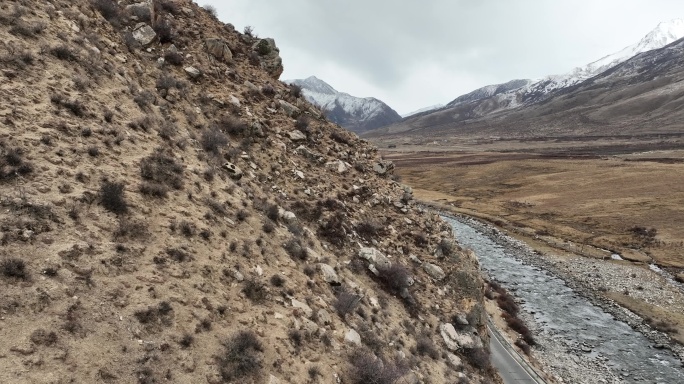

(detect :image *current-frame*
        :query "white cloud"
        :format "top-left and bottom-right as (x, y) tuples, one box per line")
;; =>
(212, 0), (684, 114)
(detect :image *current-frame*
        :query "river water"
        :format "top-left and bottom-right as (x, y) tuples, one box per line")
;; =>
(444, 216), (684, 384)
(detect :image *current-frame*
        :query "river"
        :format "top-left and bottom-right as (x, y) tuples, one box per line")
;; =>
(444, 216), (684, 384)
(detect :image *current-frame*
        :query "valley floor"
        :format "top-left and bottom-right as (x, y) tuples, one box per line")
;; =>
(383, 147), (684, 348)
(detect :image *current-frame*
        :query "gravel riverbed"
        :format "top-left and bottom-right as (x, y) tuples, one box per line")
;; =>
(443, 213), (684, 384)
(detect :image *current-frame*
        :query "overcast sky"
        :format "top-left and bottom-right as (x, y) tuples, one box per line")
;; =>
(207, 1), (684, 115)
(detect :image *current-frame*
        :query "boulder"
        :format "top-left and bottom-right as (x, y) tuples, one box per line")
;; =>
(440, 323), (481, 351)
(326, 160), (350, 174)
(132, 23), (156, 46)
(358, 247), (391, 269)
(288, 130), (307, 142)
(184, 66), (202, 79)
(318, 263), (341, 285)
(222, 162), (243, 180)
(291, 299), (313, 318)
(344, 328), (361, 345)
(204, 37), (233, 63)
(279, 100), (300, 117)
(373, 160), (394, 176)
(446, 353), (463, 370)
(252, 38), (283, 79)
(423, 263), (446, 280)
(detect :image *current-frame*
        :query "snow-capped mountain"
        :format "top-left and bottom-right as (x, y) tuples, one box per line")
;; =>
(287, 76), (401, 133)
(422, 19), (684, 122)
(368, 19), (684, 139)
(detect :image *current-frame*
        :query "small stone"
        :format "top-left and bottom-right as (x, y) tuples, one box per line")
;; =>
(184, 66), (202, 79)
(318, 263), (341, 285)
(288, 130), (307, 141)
(132, 23), (156, 46)
(423, 263), (446, 280)
(345, 328), (361, 345)
(291, 299), (313, 318)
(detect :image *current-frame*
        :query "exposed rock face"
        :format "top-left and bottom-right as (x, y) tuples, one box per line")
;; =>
(204, 37), (233, 63)
(252, 38), (283, 79)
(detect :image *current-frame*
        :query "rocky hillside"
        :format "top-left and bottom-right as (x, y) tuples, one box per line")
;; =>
(287, 76), (402, 134)
(0, 1), (494, 383)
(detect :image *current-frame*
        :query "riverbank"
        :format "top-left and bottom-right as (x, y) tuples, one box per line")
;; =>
(441, 212), (684, 383)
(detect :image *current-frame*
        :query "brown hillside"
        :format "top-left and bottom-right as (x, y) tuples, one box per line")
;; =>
(0, 1), (493, 383)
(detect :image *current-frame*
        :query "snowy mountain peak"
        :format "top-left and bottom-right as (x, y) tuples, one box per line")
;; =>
(294, 76), (338, 95)
(286, 77), (402, 133)
(641, 19), (684, 49)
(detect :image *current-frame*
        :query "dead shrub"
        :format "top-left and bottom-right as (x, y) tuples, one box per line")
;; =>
(216, 115), (248, 136)
(201, 128), (228, 154)
(415, 335), (439, 359)
(217, 331), (263, 381)
(50, 45), (77, 61)
(515, 339), (531, 355)
(463, 347), (490, 370)
(134, 301), (173, 327)
(9, 21), (45, 37)
(1, 258), (28, 280)
(91, 0), (121, 22)
(346, 348), (408, 384)
(333, 288), (360, 318)
(140, 148), (184, 190)
(377, 263), (411, 292)
(163, 51), (183, 66)
(100, 181), (127, 214)
(153, 18), (174, 43)
(242, 279), (267, 303)
(318, 212), (348, 246)
(356, 219), (384, 240)
(283, 237), (307, 261)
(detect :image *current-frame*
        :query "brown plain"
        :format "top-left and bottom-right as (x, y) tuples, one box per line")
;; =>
(385, 149), (684, 268)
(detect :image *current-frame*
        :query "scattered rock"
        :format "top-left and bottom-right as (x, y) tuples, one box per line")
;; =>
(447, 353), (463, 370)
(291, 299), (313, 318)
(358, 247), (391, 269)
(280, 100), (300, 117)
(204, 37), (233, 63)
(184, 66), (202, 79)
(222, 162), (243, 179)
(132, 23), (156, 46)
(423, 263), (446, 280)
(288, 130), (307, 142)
(318, 263), (341, 285)
(372, 160), (394, 176)
(344, 328), (361, 345)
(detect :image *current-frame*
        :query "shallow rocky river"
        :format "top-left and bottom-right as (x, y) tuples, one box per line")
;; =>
(444, 216), (684, 384)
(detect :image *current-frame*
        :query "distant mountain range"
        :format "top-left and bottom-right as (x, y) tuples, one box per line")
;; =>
(366, 19), (684, 141)
(285, 76), (401, 133)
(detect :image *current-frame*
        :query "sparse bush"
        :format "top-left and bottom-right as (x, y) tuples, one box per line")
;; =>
(156, 73), (178, 91)
(88, 146), (100, 157)
(308, 366), (322, 380)
(153, 18), (173, 44)
(1, 49), (35, 69)
(166, 248), (191, 262)
(515, 339), (531, 355)
(331, 130), (351, 145)
(9, 21), (45, 37)
(1, 258), (28, 280)
(179, 333), (194, 348)
(243, 25), (255, 37)
(295, 115), (309, 131)
(133, 90), (155, 109)
(496, 291), (519, 316)
(100, 181), (127, 214)
(140, 148), (184, 190)
(201, 129), (228, 154)
(503, 313), (535, 346)
(415, 336), (439, 359)
(270, 274), (285, 287)
(91, 0), (121, 22)
(157, 0), (181, 15)
(50, 45), (77, 61)
(437, 238), (455, 257)
(376, 263), (411, 292)
(217, 331), (263, 381)
(202, 4), (218, 18)
(242, 279), (267, 303)
(50, 94), (86, 117)
(140, 182), (168, 198)
(318, 212), (348, 246)
(128, 116), (156, 132)
(178, 220), (195, 237)
(236, 209), (250, 222)
(463, 347), (490, 370)
(334, 288), (360, 318)
(261, 84), (276, 97)
(356, 219), (384, 240)
(163, 51), (183, 66)
(288, 329), (304, 348)
(262, 220), (275, 234)
(347, 348), (408, 384)
(134, 301), (173, 326)
(283, 237), (307, 261)
(290, 84), (302, 98)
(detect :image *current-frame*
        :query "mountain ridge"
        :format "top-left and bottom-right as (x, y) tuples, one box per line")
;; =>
(287, 76), (402, 133)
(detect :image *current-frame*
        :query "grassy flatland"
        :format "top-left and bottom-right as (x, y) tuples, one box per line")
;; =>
(385, 149), (684, 268)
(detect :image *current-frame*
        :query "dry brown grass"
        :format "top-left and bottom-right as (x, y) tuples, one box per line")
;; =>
(388, 150), (684, 267)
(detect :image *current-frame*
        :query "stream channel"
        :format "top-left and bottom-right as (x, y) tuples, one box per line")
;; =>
(444, 216), (684, 384)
